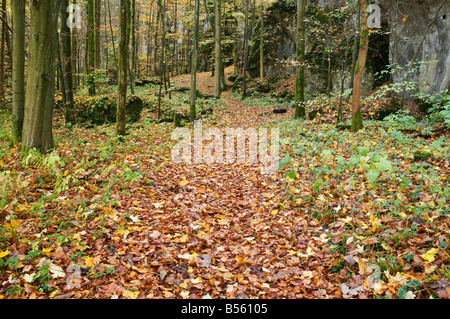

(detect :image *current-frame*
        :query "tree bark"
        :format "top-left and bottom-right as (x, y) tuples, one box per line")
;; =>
(117, 0), (130, 136)
(61, 0), (75, 126)
(242, 0), (249, 99)
(22, 0), (60, 153)
(350, 0), (369, 132)
(11, 0), (25, 143)
(259, 4), (264, 80)
(214, 0), (223, 99)
(0, 0), (7, 105)
(95, 0), (101, 69)
(87, 0), (96, 95)
(190, 0), (200, 123)
(294, 0), (306, 119)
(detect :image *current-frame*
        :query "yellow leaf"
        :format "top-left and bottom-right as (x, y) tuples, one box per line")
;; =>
(5, 220), (20, 232)
(179, 179), (188, 186)
(84, 256), (100, 267)
(122, 290), (139, 299)
(421, 248), (438, 263)
(191, 277), (202, 284)
(42, 247), (53, 256)
(49, 290), (60, 299)
(0, 250), (10, 259)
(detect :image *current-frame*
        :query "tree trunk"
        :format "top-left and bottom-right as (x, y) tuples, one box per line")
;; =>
(294, 0), (306, 119)
(61, 0), (75, 126)
(130, 0), (136, 93)
(259, 4), (264, 80)
(107, 0), (118, 70)
(22, 0), (60, 153)
(242, 0), (249, 99)
(350, 0), (369, 132)
(72, 0), (79, 90)
(87, 0), (96, 95)
(349, 0), (360, 90)
(11, 0), (25, 143)
(157, 0), (166, 119)
(190, 0), (200, 123)
(0, 0), (7, 105)
(95, 0), (101, 69)
(214, 0), (222, 99)
(117, 0), (130, 136)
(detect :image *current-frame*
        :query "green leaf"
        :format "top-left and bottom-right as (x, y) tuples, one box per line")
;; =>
(375, 156), (393, 172)
(366, 169), (380, 184)
(349, 155), (360, 166)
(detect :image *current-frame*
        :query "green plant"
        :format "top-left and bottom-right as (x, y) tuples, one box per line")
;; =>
(383, 110), (417, 130)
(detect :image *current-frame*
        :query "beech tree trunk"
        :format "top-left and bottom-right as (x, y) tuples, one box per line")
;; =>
(22, 0), (60, 153)
(190, 0), (200, 123)
(61, 0), (75, 126)
(294, 0), (306, 119)
(260, 4), (264, 80)
(95, 0), (101, 69)
(0, 0), (7, 105)
(350, 0), (369, 132)
(87, 0), (96, 95)
(242, 0), (249, 99)
(11, 0), (25, 143)
(117, 0), (130, 136)
(214, 0), (222, 99)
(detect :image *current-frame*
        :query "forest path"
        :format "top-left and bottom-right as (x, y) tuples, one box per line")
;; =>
(114, 69), (338, 298)
(172, 66), (295, 128)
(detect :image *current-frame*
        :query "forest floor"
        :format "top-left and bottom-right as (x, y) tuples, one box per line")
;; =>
(0, 69), (449, 299)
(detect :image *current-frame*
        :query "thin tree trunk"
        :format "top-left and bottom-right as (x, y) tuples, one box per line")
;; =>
(214, 0), (222, 99)
(130, 0), (136, 93)
(22, 0), (60, 153)
(242, 0), (249, 99)
(0, 0), (7, 105)
(11, 0), (25, 143)
(349, 0), (360, 90)
(117, 0), (130, 136)
(294, 0), (306, 118)
(157, 0), (166, 119)
(259, 4), (264, 80)
(350, 0), (369, 132)
(107, 0), (118, 70)
(190, 0), (200, 123)
(72, 0), (79, 91)
(95, 0), (101, 69)
(61, 0), (75, 126)
(87, 0), (96, 95)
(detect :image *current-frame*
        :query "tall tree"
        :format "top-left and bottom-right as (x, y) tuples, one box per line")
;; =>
(349, 0), (360, 90)
(0, 0), (7, 105)
(259, 3), (264, 80)
(22, 0), (60, 153)
(350, 0), (369, 132)
(61, 0), (75, 126)
(294, 0), (306, 119)
(190, 0), (200, 123)
(213, 0), (223, 99)
(95, 0), (102, 69)
(11, 0), (25, 143)
(117, 0), (130, 136)
(242, 0), (249, 99)
(87, 0), (96, 95)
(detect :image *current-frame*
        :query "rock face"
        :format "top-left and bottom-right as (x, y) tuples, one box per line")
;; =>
(382, 0), (450, 96)
(254, 0), (449, 96)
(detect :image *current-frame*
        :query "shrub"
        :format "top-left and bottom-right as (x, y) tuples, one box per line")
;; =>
(74, 94), (144, 125)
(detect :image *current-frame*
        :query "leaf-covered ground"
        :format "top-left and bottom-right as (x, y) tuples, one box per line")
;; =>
(0, 70), (449, 299)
